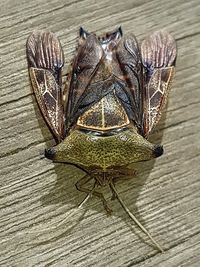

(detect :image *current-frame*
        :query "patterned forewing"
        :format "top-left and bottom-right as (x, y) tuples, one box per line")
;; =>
(66, 35), (103, 130)
(141, 31), (177, 137)
(26, 31), (65, 142)
(115, 34), (143, 129)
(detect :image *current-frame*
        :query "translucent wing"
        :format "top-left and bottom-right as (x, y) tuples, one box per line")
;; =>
(115, 34), (143, 131)
(66, 34), (103, 130)
(26, 31), (65, 143)
(141, 31), (177, 137)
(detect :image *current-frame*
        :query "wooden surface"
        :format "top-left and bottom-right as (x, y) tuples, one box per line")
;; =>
(0, 0), (200, 266)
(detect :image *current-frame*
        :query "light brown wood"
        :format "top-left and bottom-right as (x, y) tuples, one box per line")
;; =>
(0, 0), (200, 266)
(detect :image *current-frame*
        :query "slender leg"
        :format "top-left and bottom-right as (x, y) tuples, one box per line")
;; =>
(110, 182), (164, 253)
(109, 182), (117, 200)
(76, 174), (112, 214)
(109, 168), (137, 200)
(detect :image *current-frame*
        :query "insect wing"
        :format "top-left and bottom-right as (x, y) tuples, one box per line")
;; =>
(141, 31), (177, 137)
(115, 34), (143, 130)
(26, 31), (65, 143)
(66, 34), (103, 129)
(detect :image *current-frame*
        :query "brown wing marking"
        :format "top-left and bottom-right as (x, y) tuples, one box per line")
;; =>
(66, 34), (103, 129)
(26, 31), (65, 143)
(115, 34), (143, 129)
(141, 30), (177, 137)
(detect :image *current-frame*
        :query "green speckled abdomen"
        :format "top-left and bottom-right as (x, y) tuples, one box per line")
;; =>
(51, 127), (161, 171)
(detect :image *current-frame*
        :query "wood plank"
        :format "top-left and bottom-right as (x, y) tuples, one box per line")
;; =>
(0, 0), (200, 266)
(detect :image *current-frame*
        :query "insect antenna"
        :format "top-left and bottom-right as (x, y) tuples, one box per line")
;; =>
(109, 182), (164, 253)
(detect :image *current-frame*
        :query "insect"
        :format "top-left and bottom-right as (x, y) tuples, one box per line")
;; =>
(26, 27), (177, 252)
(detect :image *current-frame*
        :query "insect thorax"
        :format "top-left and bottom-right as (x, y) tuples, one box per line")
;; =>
(76, 91), (130, 132)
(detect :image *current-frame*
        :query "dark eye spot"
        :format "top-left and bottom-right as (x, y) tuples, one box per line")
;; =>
(45, 148), (55, 160)
(153, 145), (163, 158)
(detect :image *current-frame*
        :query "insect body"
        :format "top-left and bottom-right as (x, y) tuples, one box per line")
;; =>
(26, 27), (177, 252)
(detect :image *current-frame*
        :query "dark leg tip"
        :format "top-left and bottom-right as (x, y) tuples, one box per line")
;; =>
(153, 145), (164, 158)
(45, 147), (55, 160)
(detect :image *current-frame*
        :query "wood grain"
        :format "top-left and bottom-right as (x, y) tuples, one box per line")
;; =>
(0, 0), (200, 266)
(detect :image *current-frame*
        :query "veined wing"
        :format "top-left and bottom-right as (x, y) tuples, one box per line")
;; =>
(141, 30), (177, 137)
(66, 34), (103, 130)
(115, 34), (144, 132)
(26, 31), (65, 143)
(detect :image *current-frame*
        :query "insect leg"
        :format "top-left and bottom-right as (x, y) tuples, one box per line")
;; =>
(110, 182), (164, 253)
(109, 168), (137, 200)
(76, 174), (112, 214)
